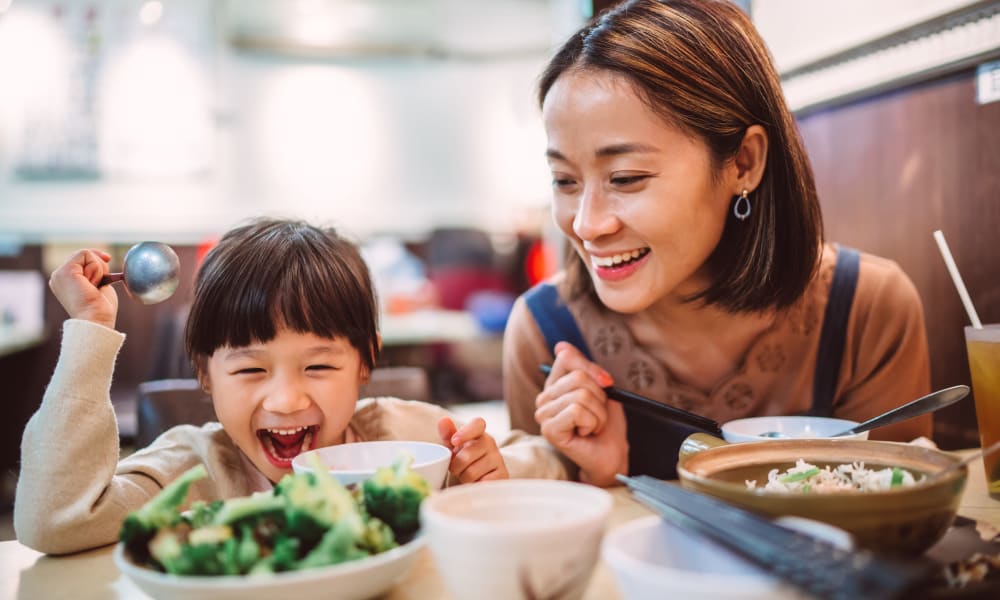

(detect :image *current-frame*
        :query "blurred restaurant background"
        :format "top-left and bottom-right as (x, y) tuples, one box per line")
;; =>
(0, 0), (998, 531)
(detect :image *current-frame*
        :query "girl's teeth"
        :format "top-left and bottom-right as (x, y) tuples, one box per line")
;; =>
(267, 426), (308, 435)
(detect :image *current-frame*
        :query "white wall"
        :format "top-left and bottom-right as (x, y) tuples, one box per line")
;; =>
(753, 0), (985, 73)
(0, 0), (581, 244)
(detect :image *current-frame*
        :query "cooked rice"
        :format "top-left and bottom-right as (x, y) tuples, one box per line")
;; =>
(745, 459), (921, 493)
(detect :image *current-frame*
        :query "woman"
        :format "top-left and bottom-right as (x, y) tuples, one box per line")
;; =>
(502, 0), (931, 486)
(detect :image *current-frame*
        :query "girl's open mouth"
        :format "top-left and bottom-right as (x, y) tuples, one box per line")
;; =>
(257, 425), (318, 468)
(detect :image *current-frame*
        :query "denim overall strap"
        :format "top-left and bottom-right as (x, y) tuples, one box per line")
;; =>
(811, 246), (861, 416)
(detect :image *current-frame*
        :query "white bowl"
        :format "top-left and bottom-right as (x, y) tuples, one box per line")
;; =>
(114, 533), (425, 600)
(421, 479), (612, 600)
(721, 416), (868, 443)
(603, 515), (851, 600)
(292, 440), (451, 489)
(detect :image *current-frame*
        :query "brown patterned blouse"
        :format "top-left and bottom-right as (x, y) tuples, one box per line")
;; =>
(503, 244), (932, 445)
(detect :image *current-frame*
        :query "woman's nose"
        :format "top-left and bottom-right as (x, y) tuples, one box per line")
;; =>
(261, 376), (310, 414)
(572, 185), (620, 241)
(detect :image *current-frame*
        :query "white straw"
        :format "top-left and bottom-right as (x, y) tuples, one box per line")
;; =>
(933, 230), (982, 329)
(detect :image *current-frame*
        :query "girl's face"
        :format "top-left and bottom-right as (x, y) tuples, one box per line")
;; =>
(203, 327), (366, 483)
(542, 70), (736, 314)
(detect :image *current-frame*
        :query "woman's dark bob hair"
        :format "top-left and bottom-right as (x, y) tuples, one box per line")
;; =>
(539, 0), (823, 312)
(185, 218), (380, 374)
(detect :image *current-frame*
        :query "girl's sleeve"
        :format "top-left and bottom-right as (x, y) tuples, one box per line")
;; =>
(833, 258), (933, 442)
(14, 320), (167, 554)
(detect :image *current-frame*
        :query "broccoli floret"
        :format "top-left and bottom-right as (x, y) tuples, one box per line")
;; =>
(210, 490), (285, 527)
(247, 535), (300, 574)
(276, 462), (365, 550)
(362, 456), (430, 537)
(359, 515), (398, 554)
(119, 464), (208, 560)
(183, 499), (224, 528)
(296, 518), (369, 570)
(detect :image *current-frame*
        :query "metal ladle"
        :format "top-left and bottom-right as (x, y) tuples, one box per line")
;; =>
(759, 384), (970, 439)
(99, 242), (180, 305)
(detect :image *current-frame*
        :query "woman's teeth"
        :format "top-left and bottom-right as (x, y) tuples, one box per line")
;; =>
(591, 249), (648, 268)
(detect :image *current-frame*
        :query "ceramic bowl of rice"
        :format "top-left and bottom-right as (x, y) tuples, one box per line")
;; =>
(676, 434), (968, 555)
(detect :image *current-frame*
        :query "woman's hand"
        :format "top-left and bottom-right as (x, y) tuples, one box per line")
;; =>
(48, 249), (119, 330)
(438, 416), (509, 483)
(535, 341), (629, 487)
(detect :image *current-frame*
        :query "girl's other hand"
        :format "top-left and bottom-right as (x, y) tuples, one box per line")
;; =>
(534, 341), (628, 487)
(437, 416), (509, 483)
(49, 249), (119, 330)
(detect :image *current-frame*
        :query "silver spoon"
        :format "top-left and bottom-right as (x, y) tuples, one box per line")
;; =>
(759, 384), (970, 439)
(99, 242), (180, 305)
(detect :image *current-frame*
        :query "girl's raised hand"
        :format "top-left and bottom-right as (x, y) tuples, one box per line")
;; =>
(48, 249), (119, 330)
(437, 416), (509, 483)
(534, 341), (628, 487)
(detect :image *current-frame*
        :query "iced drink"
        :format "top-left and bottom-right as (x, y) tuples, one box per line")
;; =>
(965, 325), (1000, 500)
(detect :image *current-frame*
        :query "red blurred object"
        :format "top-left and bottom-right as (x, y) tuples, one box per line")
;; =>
(525, 239), (557, 286)
(429, 268), (508, 311)
(195, 237), (219, 270)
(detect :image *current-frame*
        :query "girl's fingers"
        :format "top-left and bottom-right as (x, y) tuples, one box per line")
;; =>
(437, 416), (458, 449)
(449, 417), (486, 448)
(450, 438), (504, 482)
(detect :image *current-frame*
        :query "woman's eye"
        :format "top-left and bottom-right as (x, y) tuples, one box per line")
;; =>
(611, 174), (649, 187)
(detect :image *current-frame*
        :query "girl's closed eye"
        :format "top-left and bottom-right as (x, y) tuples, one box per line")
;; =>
(306, 364), (340, 372)
(551, 174), (578, 191)
(232, 366), (265, 375)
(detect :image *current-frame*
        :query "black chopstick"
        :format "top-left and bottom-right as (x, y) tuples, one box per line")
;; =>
(539, 364), (721, 434)
(618, 474), (932, 600)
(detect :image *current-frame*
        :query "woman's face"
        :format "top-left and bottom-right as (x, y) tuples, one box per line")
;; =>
(203, 327), (365, 483)
(542, 70), (736, 314)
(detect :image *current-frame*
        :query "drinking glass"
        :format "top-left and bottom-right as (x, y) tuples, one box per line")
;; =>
(965, 325), (1000, 500)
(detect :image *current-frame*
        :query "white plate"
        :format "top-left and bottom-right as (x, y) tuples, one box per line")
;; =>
(721, 415), (867, 443)
(114, 533), (425, 600)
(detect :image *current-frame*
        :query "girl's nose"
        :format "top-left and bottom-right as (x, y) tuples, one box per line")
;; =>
(261, 376), (310, 414)
(572, 185), (620, 241)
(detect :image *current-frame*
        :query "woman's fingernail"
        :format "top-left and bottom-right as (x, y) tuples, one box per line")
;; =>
(598, 372), (614, 387)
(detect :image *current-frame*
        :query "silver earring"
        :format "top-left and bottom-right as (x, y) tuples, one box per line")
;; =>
(733, 189), (751, 221)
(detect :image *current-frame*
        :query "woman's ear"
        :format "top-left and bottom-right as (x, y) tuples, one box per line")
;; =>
(733, 124), (769, 193)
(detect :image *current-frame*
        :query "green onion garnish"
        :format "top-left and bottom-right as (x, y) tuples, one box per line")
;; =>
(779, 467), (820, 483)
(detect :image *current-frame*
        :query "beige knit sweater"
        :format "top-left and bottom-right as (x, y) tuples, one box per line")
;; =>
(16, 320), (568, 555)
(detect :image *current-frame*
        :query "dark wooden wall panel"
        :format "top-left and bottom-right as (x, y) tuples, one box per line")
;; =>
(1, 243), (200, 507)
(797, 69), (1000, 448)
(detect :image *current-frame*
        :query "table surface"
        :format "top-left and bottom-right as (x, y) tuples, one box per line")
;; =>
(3, 453), (998, 600)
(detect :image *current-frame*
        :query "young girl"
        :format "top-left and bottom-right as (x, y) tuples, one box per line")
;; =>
(16, 218), (567, 554)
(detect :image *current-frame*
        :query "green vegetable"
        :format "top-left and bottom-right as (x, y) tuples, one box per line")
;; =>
(891, 467), (904, 487)
(119, 464), (208, 561)
(118, 454), (431, 576)
(779, 467), (820, 484)
(362, 456), (431, 536)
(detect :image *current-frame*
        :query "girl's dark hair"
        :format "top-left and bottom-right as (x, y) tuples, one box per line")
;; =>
(185, 218), (379, 373)
(539, 0), (823, 312)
